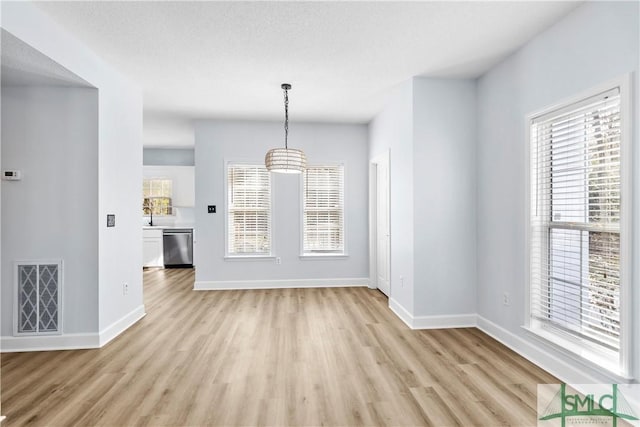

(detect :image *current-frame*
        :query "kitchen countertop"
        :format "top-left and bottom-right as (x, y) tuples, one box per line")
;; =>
(143, 225), (194, 230)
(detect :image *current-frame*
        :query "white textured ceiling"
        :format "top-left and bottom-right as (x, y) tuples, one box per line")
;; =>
(34, 1), (580, 147)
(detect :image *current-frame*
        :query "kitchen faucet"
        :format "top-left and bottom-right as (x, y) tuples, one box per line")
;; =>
(147, 199), (154, 226)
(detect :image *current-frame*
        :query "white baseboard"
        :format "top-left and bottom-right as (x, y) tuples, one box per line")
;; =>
(99, 305), (146, 347)
(1, 305), (146, 353)
(194, 277), (369, 290)
(389, 298), (414, 328)
(475, 315), (623, 384)
(389, 298), (476, 329)
(1, 332), (100, 352)
(388, 307), (629, 384)
(413, 313), (477, 329)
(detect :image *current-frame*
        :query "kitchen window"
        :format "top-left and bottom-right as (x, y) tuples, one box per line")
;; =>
(527, 77), (631, 376)
(302, 165), (345, 255)
(226, 163), (272, 256)
(143, 178), (173, 216)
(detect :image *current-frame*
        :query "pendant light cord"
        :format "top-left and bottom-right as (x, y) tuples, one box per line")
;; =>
(283, 86), (289, 150)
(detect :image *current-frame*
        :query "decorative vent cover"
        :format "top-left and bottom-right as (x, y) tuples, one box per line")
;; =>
(15, 261), (62, 335)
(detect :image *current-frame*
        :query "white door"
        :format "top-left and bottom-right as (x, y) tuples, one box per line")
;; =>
(375, 155), (390, 296)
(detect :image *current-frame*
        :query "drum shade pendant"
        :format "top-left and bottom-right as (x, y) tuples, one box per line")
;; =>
(265, 84), (307, 173)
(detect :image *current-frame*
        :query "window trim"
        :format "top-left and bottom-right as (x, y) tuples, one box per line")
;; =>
(299, 163), (348, 257)
(523, 74), (633, 378)
(224, 160), (275, 259)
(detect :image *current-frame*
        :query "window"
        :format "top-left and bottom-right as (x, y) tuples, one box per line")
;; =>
(143, 178), (173, 216)
(227, 164), (272, 256)
(302, 165), (345, 255)
(529, 82), (629, 373)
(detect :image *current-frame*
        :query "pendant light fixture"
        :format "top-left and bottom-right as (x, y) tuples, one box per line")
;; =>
(265, 83), (307, 173)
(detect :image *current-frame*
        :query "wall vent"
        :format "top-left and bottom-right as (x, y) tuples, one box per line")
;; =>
(14, 261), (62, 336)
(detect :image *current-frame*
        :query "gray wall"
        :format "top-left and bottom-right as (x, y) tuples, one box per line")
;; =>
(368, 80), (415, 312)
(96, 72), (144, 332)
(194, 120), (369, 284)
(3, 1), (144, 344)
(413, 78), (476, 317)
(143, 148), (194, 166)
(1, 86), (99, 335)
(476, 1), (639, 381)
(368, 78), (477, 318)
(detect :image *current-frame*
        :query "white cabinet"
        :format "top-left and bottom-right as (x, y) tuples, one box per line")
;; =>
(143, 228), (163, 267)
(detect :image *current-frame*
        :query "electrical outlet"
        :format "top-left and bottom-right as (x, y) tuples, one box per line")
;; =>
(503, 292), (510, 306)
(207, 205), (216, 213)
(276, 257), (282, 265)
(123, 282), (129, 296)
(400, 276), (404, 287)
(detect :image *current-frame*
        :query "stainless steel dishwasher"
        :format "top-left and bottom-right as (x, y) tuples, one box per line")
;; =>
(163, 229), (193, 268)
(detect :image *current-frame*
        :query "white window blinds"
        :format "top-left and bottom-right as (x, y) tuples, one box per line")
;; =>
(530, 87), (622, 354)
(227, 164), (271, 255)
(303, 165), (344, 254)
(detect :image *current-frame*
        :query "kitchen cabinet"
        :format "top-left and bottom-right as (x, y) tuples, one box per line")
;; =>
(143, 228), (163, 267)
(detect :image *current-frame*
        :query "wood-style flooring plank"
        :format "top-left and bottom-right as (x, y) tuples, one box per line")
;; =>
(2, 268), (558, 426)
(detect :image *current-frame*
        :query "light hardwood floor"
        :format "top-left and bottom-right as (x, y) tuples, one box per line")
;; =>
(2, 268), (557, 426)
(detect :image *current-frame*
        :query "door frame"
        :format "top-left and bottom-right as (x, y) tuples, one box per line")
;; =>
(369, 149), (391, 295)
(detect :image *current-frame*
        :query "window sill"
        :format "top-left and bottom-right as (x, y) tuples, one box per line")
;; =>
(521, 325), (632, 381)
(224, 255), (275, 261)
(299, 254), (348, 260)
